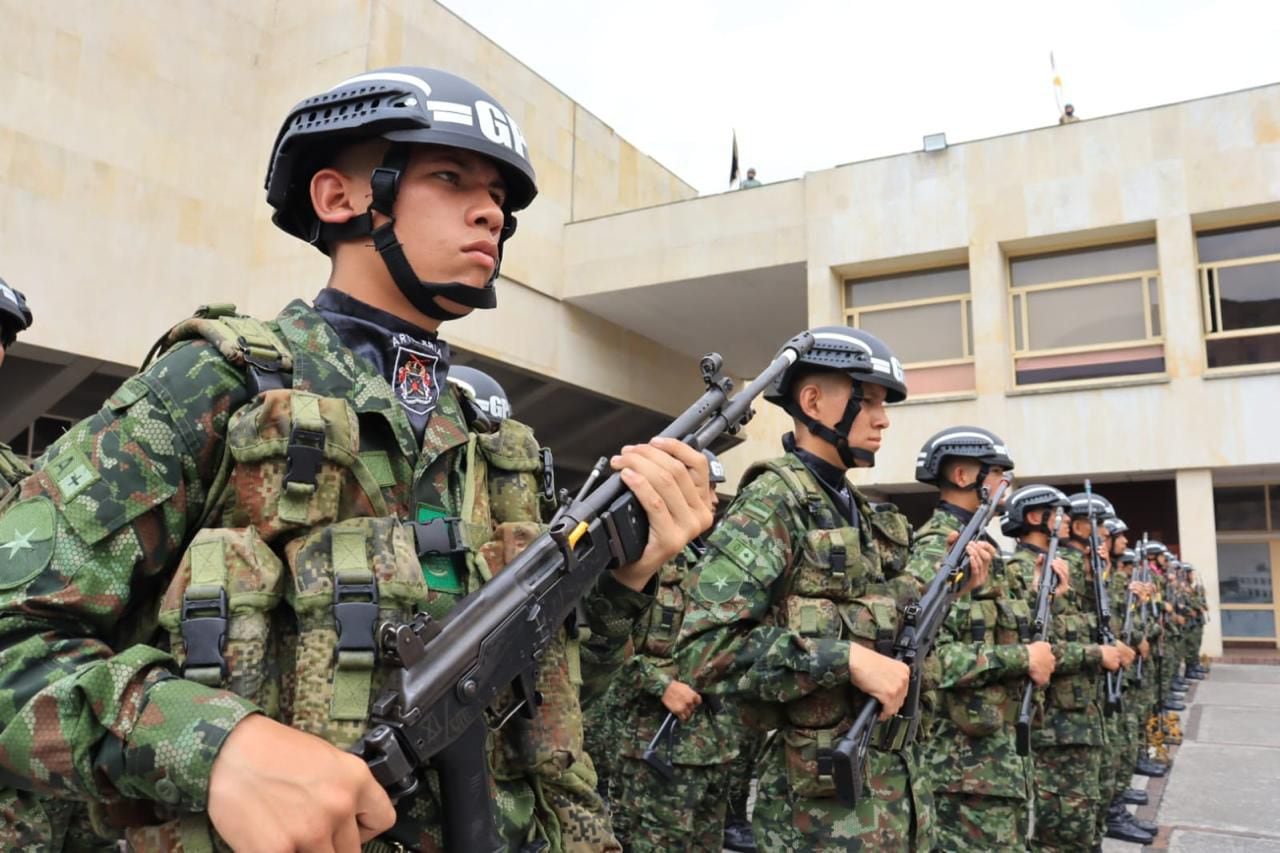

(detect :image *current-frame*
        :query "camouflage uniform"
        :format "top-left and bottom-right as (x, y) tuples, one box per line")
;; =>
(674, 450), (932, 852)
(1185, 582), (1206, 671)
(1011, 544), (1107, 853)
(907, 504), (1033, 852)
(589, 545), (739, 852)
(0, 300), (647, 852)
(0, 443), (30, 493)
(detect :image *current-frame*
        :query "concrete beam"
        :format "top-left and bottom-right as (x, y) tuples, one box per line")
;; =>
(0, 358), (102, 443)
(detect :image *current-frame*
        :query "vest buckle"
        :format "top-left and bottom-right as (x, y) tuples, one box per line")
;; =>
(334, 573), (380, 655)
(408, 517), (467, 557)
(180, 588), (229, 682)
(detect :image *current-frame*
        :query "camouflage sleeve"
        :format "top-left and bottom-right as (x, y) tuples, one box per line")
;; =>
(675, 481), (851, 704)
(632, 655), (675, 700)
(579, 573), (656, 704)
(1052, 642), (1104, 675)
(0, 342), (259, 809)
(902, 525), (949, 591)
(933, 613), (1030, 690)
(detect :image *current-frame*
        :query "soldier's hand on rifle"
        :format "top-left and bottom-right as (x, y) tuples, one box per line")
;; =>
(1026, 640), (1056, 686)
(1099, 644), (1123, 672)
(661, 680), (703, 723)
(610, 438), (714, 591)
(1032, 555), (1071, 594)
(209, 715), (397, 853)
(959, 536), (996, 594)
(848, 643), (910, 720)
(1116, 640), (1137, 668)
(1139, 638), (1151, 659)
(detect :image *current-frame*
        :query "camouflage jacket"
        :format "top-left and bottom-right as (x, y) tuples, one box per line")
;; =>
(1025, 545), (1106, 747)
(0, 300), (648, 852)
(597, 545), (739, 767)
(905, 505), (1032, 800)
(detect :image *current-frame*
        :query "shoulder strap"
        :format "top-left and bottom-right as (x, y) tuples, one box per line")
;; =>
(142, 303), (295, 394)
(740, 454), (838, 530)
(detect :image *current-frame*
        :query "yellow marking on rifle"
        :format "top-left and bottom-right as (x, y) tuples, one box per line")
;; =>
(569, 521), (589, 547)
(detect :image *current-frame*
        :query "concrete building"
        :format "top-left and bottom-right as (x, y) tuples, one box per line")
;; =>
(2, 1), (1278, 656)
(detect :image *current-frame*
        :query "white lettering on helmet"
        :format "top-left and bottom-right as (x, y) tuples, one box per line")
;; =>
(930, 430), (999, 449)
(0, 283), (16, 305)
(427, 100), (474, 126)
(486, 395), (512, 420)
(476, 101), (513, 149)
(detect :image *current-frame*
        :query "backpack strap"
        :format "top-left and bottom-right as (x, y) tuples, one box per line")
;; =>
(142, 303), (294, 394)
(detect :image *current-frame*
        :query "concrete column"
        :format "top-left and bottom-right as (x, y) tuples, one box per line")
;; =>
(1176, 468), (1223, 657)
(1155, 215), (1204, 379)
(967, 239), (1011, 397)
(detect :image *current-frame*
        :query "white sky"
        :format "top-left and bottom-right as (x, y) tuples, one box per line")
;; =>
(440, 0), (1280, 195)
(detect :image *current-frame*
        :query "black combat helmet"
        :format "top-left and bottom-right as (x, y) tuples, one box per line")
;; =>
(264, 67), (538, 321)
(1143, 540), (1167, 558)
(1119, 548), (1137, 565)
(1103, 517), (1129, 536)
(915, 426), (1014, 490)
(703, 449), (726, 485)
(763, 326), (907, 468)
(447, 365), (512, 423)
(1068, 491), (1115, 520)
(1000, 484), (1069, 537)
(0, 276), (32, 349)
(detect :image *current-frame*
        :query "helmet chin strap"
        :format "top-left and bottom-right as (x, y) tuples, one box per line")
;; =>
(782, 380), (875, 468)
(317, 144), (516, 321)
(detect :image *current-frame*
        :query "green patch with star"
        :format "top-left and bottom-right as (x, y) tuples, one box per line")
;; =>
(0, 497), (56, 590)
(695, 560), (744, 604)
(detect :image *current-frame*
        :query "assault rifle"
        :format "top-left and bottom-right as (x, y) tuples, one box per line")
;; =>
(832, 476), (1012, 807)
(1132, 533), (1151, 683)
(351, 333), (814, 852)
(1015, 506), (1066, 757)
(1085, 480), (1124, 715)
(644, 695), (722, 781)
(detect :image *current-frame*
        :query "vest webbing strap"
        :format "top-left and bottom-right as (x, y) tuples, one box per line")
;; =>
(331, 526), (377, 721)
(180, 539), (229, 686)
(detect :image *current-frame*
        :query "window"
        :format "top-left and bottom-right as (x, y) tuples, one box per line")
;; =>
(1008, 241), (1164, 385)
(1214, 482), (1280, 645)
(845, 265), (973, 395)
(1197, 222), (1280, 369)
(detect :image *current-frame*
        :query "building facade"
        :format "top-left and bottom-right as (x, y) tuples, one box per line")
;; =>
(3, 1), (1278, 655)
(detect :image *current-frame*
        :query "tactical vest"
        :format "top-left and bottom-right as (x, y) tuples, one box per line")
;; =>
(736, 455), (912, 800)
(635, 546), (694, 661)
(1030, 548), (1105, 749)
(121, 306), (552, 851)
(920, 512), (1033, 738)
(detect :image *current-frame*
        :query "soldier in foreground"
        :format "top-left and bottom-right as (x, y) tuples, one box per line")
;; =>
(906, 428), (1055, 851)
(675, 327), (995, 851)
(0, 67), (713, 852)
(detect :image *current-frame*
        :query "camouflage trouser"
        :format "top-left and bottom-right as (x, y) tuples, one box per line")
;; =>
(1030, 743), (1102, 852)
(1185, 624), (1204, 670)
(751, 743), (932, 852)
(1095, 710), (1121, 835)
(931, 792), (1025, 852)
(0, 791), (118, 852)
(728, 727), (764, 818)
(609, 755), (730, 853)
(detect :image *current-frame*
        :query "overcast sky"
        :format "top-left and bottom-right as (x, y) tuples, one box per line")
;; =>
(441, 0), (1280, 195)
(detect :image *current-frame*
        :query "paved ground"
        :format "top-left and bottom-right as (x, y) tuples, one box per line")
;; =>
(1103, 663), (1280, 852)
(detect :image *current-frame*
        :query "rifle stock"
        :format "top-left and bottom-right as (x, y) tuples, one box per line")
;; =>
(832, 476), (1012, 806)
(351, 333), (815, 851)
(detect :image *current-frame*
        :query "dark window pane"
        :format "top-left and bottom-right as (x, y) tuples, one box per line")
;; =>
(1217, 542), (1273, 604)
(1214, 486), (1268, 531)
(1010, 241), (1157, 287)
(1207, 333), (1280, 369)
(1014, 354), (1165, 385)
(846, 266), (969, 307)
(1221, 609), (1276, 639)
(1216, 261), (1280, 332)
(1197, 222), (1280, 264)
(1150, 280), (1161, 336)
(1272, 486), (1280, 531)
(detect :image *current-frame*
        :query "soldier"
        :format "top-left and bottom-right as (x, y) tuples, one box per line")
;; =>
(1183, 566), (1209, 680)
(675, 326), (995, 851)
(0, 66), (714, 852)
(1022, 489), (1124, 852)
(590, 451), (743, 852)
(906, 429), (1055, 851)
(0, 277), (34, 489)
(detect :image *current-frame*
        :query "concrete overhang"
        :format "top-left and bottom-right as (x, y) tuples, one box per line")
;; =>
(563, 181), (809, 375)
